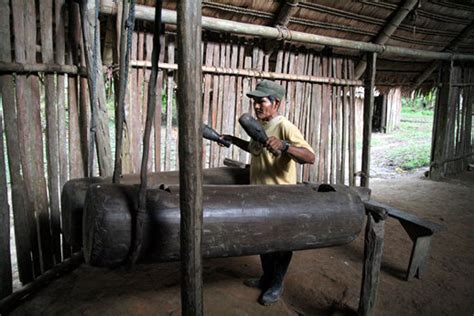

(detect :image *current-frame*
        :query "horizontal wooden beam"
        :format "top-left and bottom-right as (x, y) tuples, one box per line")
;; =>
(0, 62), (86, 75)
(131, 60), (363, 86)
(100, 0), (474, 61)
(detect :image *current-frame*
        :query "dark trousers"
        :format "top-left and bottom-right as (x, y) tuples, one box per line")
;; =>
(260, 251), (293, 285)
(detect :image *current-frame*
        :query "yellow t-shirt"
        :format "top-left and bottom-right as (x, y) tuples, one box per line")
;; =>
(248, 115), (314, 185)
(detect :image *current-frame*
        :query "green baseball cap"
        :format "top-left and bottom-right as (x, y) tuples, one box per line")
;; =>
(246, 80), (286, 101)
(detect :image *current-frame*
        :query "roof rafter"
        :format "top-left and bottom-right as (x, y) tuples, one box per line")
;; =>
(413, 21), (474, 90)
(274, 0), (299, 27)
(355, 0), (419, 79)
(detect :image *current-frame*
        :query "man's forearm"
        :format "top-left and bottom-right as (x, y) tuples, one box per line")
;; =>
(286, 146), (315, 164)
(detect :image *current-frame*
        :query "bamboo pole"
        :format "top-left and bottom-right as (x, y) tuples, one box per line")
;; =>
(177, 0), (204, 313)
(99, 0), (474, 61)
(127, 60), (364, 85)
(361, 52), (377, 187)
(354, 0), (419, 79)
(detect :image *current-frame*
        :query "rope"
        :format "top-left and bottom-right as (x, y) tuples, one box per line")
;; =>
(113, 0), (136, 184)
(127, 0), (162, 268)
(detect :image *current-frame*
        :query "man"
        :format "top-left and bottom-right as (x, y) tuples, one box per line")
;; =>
(222, 80), (315, 305)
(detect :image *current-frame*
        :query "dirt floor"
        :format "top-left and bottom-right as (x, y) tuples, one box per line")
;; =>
(9, 169), (474, 316)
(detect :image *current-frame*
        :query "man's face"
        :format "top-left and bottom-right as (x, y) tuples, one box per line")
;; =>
(252, 97), (279, 121)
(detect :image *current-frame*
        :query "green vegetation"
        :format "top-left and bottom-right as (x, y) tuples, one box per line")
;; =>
(371, 92), (435, 172)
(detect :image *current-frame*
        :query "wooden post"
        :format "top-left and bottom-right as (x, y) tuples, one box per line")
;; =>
(79, 0), (113, 176)
(361, 52), (376, 187)
(177, 0), (204, 314)
(1, 0), (35, 283)
(0, 105), (12, 299)
(40, 0), (62, 265)
(430, 62), (452, 180)
(358, 207), (387, 316)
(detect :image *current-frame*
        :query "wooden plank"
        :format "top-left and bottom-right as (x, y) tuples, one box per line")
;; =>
(287, 50), (296, 122)
(40, 0), (62, 265)
(201, 42), (213, 168)
(0, 94), (12, 298)
(319, 55), (330, 183)
(233, 43), (245, 163)
(229, 42), (238, 161)
(220, 42), (232, 164)
(209, 43), (220, 168)
(358, 212), (385, 316)
(341, 58), (349, 185)
(336, 58), (343, 184)
(240, 54), (251, 164)
(67, 1), (86, 179)
(310, 55), (321, 182)
(56, 0), (68, 190)
(302, 53), (313, 181)
(69, 2), (90, 175)
(361, 53), (377, 187)
(0, 0), (35, 283)
(165, 39), (175, 171)
(215, 42), (226, 166)
(330, 57), (337, 184)
(349, 60), (356, 186)
(13, 0), (52, 274)
(154, 35), (165, 172)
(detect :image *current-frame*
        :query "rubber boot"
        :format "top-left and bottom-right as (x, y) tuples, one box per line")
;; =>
(259, 251), (292, 306)
(244, 253), (274, 290)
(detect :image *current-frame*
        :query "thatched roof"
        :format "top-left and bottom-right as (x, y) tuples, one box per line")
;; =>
(134, 0), (474, 90)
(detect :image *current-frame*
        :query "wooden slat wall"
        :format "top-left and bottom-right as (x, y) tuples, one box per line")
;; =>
(0, 0), (94, 292)
(122, 35), (362, 180)
(431, 65), (473, 179)
(9, 3), (459, 295)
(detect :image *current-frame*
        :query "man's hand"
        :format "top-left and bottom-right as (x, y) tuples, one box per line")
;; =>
(265, 136), (283, 156)
(219, 135), (234, 147)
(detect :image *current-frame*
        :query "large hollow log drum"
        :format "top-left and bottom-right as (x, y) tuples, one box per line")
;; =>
(83, 183), (365, 267)
(61, 167), (250, 247)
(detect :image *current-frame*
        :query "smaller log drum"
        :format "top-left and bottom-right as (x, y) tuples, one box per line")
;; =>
(61, 167), (250, 247)
(83, 183), (365, 267)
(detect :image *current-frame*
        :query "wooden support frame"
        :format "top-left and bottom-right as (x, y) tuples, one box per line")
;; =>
(100, 0), (474, 61)
(413, 21), (474, 90)
(274, 0), (299, 27)
(430, 62), (452, 180)
(354, 0), (418, 79)
(361, 52), (376, 187)
(177, 0), (204, 314)
(358, 204), (387, 316)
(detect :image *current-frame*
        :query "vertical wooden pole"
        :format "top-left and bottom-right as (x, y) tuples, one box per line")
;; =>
(13, 0), (50, 275)
(430, 62), (452, 180)
(79, 0), (113, 176)
(177, 0), (204, 314)
(55, 0), (68, 189)
(0, 107), (12, 299)
(1, 0), (35, 282)
(40, 0), (62, 265)
(0, 0), (13, 295)
(358, 211), (386, 316)
(361, 52), (376, 187)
